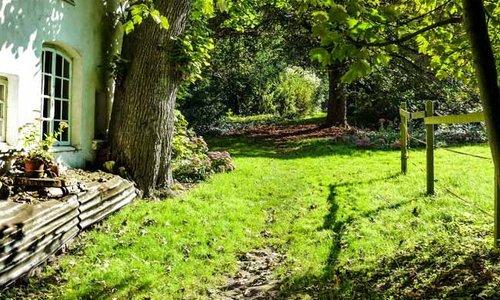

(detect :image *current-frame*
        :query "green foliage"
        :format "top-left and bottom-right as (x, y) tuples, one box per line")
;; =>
(19, 122), (68, 162)
(172, 110), (212, 182)
(305, 0), (500, 87)
(267, 66), (322, 117)
(179, 28), (290, 129)
(172, 110), (235, 182)
(345, 54), (481, 128)
(121, 1), (169, 34)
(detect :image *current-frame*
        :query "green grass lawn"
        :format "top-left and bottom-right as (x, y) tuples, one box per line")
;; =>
(3, 137), (499, 299)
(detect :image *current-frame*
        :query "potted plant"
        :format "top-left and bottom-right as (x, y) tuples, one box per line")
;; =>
(19, 121), (68, 177)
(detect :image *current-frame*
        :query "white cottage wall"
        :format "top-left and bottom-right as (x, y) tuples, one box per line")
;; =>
(0, 0), (118, 167)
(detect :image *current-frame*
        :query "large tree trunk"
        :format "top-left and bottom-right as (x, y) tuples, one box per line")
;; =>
(324, 64), (348, 128)
(463, 0), (500, 246)
(109, 0), (191, 196)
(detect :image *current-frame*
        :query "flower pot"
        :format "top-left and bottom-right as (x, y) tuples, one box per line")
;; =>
(24, 159), (45, 178)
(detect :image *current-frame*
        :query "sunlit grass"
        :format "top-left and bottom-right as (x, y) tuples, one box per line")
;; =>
(2, 137), (495, 299)
(223, 112), (327, 126)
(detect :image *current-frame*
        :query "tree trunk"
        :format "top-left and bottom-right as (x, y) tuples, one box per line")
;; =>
(463, 0), (500, 246)
(324, 64), (348, 128)
(109, 0), (191, 196)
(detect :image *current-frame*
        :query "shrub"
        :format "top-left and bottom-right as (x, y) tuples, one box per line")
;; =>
(208, 151), (235, 173)
(269, 67), (321, 117)
(172, 110), (235, 182)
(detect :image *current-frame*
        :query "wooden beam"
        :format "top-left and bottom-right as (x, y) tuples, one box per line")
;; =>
(411, 111), (426, 119)
(399, 108), (410, 119)
(424, 111), (484, 124)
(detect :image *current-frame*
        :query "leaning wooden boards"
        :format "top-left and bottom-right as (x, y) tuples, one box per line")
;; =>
(0, 175), (136, 288)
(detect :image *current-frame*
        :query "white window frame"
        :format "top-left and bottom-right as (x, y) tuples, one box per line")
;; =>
(41, 47), (72, 146)
(0, 77), (7, 142)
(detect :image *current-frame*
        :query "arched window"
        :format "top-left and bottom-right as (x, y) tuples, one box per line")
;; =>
(41, 47), (71, 145)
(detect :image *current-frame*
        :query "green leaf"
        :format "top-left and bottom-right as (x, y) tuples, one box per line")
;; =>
(310, 48), (331, 66)
(312, 11), (329, 23)
(374, 53), (391, 66)
(123, 21), (135, 35)
(216, 0), (228, 12)
(341, 60), (371, 83)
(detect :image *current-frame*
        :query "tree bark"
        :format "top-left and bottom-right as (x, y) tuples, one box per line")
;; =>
(463, 0), (500, 166)
(109, 0), (191, 196)
(463, 0), (500, 246)
(324, 64), (348, 127)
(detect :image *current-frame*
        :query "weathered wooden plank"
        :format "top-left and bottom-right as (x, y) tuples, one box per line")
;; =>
(14, 177), (65, 188)
(424, 111), (484, 124)
(80, 181), (132, 213)
(411, 111), (426, 119)
(0, 175), (137, 287)
(0, 210), (79, 260)
(100, 180), (134, 201)
(0, 226), (79, 287)
(79, 189), (136, 229)
(97, 177), (124, 192)
(0, 197), (78, 245)
(78, 187), (135, 222)
(76, 187), (100, 205)
(0, 218), (79, 269)
(399, 108), (410, 119)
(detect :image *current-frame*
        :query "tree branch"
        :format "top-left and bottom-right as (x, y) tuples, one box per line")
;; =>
(348, 17), (462, 47)
(392, 0), (453, 27)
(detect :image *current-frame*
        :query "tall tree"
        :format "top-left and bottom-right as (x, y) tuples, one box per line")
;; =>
(462, 0), (500, 246)
(324, 63), (348, 127)
(109, 0), (192, 196)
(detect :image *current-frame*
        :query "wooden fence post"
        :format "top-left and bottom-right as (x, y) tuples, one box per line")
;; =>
(425, 101), (435, 195)
(400, 102), (408, 174)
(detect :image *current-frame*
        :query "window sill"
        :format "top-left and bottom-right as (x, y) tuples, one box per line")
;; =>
(0, 142), (12, 152)
(0, 143), (80, 154)
(51, 146), (80, 153)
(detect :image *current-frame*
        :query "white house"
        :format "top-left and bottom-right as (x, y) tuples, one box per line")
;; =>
(0, 0), (121, 167)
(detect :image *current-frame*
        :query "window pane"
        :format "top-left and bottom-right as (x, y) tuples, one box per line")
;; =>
(53, 120), (59, 135)
(56, 54), (63, 77)
(0, 102), (4, 119)
(42, 121), (50, 137)
(63, 60), (70, 78)
(44, 51), (53, 74)
(62, 79), (69, 99)
(62, 101), (69, 120)
(0, 85), (4, 101)
(43, 75), (51, 96)
(55, 78), (62, 98)
(55, 99), (61, 119)
(42, 98), (50, 118)
(61, 127), (68, 142)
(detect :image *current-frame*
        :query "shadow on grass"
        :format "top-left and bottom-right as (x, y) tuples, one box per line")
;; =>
(206, 135), (395, 160)
(0, 269), (152, 300)
(278, 176), (500, 299)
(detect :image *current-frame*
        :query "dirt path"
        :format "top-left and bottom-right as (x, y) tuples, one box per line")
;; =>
(209, 248), (285, 299)
(230, 124), (357, 142)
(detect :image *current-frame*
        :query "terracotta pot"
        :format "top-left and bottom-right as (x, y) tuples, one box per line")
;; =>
(24, 159), (45, 178)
